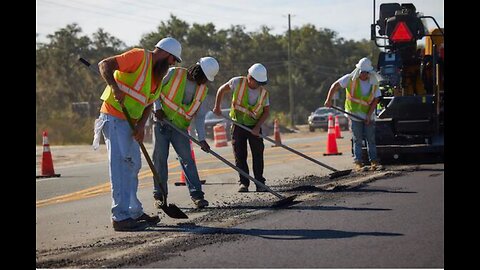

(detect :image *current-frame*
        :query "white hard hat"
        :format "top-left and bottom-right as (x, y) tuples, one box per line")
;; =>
(198, 57), (219, 82)
(355, 57), (374, 72)
(248, 63), (268, 83)
(155, 37), (182, 63)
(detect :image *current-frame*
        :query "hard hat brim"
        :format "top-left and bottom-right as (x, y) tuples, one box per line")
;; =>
(174, 55), (182, 63)
(206, 74), (214, 82)
(252, 77), (268, 85)
(355, 64), (373, 72)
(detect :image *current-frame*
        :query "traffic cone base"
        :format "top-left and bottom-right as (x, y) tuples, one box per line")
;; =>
(323, 114), (342, 156)
(36, 131), (61, 178)
(323, 152), (342, 156)
(175, 176), (206, 186)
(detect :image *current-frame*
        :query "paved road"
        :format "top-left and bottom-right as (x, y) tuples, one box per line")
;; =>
(143, 164), (444, 268)
(36, 129), (443, 268)
(36, 131), (353, 250)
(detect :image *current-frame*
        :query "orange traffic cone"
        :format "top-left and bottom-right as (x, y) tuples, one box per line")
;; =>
(36, 131), (61, 178)
(213, 124), (228, 147)
(334, 115), (343, 139)
(323, 114), (342, 156)
(272, 118), (282, 147)
(175, 136), (206, 186)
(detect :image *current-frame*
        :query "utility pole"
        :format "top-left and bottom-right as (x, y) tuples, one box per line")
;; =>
(288, 14), (295, 128)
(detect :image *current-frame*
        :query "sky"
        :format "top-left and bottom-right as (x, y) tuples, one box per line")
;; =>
(36, 0), (444, 47)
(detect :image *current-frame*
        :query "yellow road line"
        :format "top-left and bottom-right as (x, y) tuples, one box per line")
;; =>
(36, 142), (351, 208)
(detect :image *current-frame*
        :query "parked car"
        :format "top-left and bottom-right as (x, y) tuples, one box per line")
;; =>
(307, 107), (349, 132)
(204, 109), (232, 140)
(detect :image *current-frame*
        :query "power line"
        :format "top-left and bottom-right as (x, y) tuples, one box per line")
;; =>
(38, 0), (154, 24)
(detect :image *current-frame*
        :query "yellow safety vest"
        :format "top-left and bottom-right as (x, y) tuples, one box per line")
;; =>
(160, 68), (208, 129)
(100, 49), (160, 119)
(229, 77), (268, 126)
(344, 78), (377, 114)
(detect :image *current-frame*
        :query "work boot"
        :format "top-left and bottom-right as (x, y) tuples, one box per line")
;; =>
(256, 185), (268, 192)
(153, 195), (166, 209)
(238, 184), (249, 193)
(112, 218), (148, 232)
(192, 197), (209, 209)
(354, 161), (367, 172)
(135, 213), (160, 226)
(370, 161), (384, 171)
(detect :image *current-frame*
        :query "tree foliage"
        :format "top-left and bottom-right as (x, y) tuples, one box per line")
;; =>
(36, 15), (379, 144)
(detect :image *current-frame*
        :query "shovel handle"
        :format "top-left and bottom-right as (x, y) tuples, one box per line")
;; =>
(219, 114), (339, 172)
(161, 120), (286, 200)
(78, 57), (168, 204)
(330, 105), (365, 121)
(121, 105), (168, 206)
(78, 57), (190, 218)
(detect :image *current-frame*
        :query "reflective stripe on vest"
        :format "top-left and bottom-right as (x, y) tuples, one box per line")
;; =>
(346, 79), (376, 107)
(114, 52), (151, 105)
(160, 68), (207, 121)
(232, 77), (267, 119)
(100, 49), (155, 119)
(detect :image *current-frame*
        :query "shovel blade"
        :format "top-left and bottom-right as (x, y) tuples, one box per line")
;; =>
(161, 204), (189, 219)
(271, 195), (297, 208)
(328, 169), (352, 179)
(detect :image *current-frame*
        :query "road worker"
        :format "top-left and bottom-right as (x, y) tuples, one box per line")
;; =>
(324, 57), (384, 172)
(152, 56), (219, 209)
(93, 37), (182, 231)
(213, 63), (270, 192)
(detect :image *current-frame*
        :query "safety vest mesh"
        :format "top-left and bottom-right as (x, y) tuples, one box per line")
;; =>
(160, 68), (208, 130)
(344, 78), (376, 114)
(100, 49), (160, 119)
(229, 77), (269, 126)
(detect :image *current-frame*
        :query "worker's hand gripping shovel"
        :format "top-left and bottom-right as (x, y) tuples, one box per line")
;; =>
(161, 119), (297, 208)
(78, 57), (188, 219)
(330, 105), (365, 121)
(218, 114), (352, 179)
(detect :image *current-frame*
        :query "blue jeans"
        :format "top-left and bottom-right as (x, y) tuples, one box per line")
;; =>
(350, 120), (378, 163)
(152, 122), (205, 200)
(99, 113), (144, 222)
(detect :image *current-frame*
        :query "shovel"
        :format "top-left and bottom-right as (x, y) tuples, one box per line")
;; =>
(78, 57), (188, 219)
(330, 105), (365, 121)
(162, 120), (297, 208)
(121, 106), (188, 219)
(219, 114), (352, 179)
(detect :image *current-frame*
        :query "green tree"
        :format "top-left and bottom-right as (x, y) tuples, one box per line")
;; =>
(36, 16), (381, 143)
(36, 24), (125, 144)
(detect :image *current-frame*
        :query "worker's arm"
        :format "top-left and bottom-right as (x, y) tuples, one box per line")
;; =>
(324, 81), (342, 107)
(252, 106), (270, 137)
(213, 82), (231, 115)
(98, 57), (125, 103)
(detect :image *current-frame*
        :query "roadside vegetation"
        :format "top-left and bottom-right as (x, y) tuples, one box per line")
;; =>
(36, 15), (379, 145)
